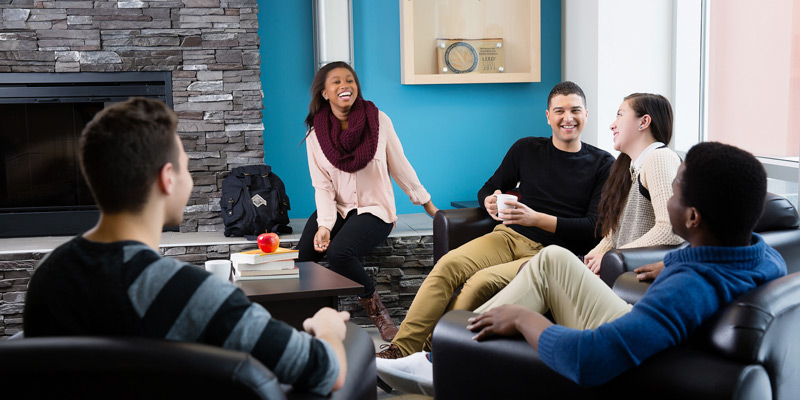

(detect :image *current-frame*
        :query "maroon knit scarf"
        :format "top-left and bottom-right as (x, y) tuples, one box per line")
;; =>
(313, 98), (380, 173)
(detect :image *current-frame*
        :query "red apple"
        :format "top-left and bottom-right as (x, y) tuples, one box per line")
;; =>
(257, 232), (279, 253)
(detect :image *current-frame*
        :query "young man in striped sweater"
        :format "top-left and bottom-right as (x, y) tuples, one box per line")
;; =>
(23, 98), (348, 395)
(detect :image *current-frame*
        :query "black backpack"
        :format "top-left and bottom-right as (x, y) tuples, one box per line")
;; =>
(220, 165), (292, 239)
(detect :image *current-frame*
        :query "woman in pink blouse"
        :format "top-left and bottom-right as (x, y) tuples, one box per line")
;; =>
(299, 62), (438, 341)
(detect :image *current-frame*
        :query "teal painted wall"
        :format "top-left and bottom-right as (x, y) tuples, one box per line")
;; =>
(259, 1), (562, 219)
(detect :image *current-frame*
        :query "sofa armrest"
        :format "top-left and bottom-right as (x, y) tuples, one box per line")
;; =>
(611, 272), (652, 304)
(0, 336), (286, 399)
(755, 192), (800, 232)
(599, 244), (682, 286)
(433, 208), (498, 263)
(431, 310), (771, 400)
(761, 229), (800, 274)
(604, 341), (772, 400)
(431, 310), (594, 399)
(333, 322), (377, 400)
(289, 322), (376, 400)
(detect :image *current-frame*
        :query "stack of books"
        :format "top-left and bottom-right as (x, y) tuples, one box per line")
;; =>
(230, 247), (300, 281)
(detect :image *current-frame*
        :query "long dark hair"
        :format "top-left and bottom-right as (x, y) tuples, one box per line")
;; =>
(304, 61), (364, 132)
(597, 93), (674, 237)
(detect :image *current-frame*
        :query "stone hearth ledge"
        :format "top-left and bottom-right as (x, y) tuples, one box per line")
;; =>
(0, 213), (433, 254)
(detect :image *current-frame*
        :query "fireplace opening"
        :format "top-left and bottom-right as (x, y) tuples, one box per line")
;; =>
(0, 71), (172, 238)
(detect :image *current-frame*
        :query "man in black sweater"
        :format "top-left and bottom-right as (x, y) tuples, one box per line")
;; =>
(378, 81), (614, 359)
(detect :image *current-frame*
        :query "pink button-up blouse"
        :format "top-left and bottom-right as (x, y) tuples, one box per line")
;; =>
(306, 111), (431, 231)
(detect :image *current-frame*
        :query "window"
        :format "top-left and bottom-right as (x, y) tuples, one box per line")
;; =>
(675, 0), (800, 208)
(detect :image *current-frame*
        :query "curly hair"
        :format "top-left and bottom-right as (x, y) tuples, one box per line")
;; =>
(681, 142), (766, 242)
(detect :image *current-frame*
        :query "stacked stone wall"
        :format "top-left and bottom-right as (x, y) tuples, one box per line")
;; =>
(0, 252), (43, 338)
(0, 0), (262, 233)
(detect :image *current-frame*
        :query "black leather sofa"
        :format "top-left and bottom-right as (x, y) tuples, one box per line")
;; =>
(0, 322), (376, 400)
(429, 193), (800, 399)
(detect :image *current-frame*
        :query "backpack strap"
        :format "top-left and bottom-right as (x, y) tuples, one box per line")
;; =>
(636, 145), (670, 202)
(638, 176), (652, 202)
(234, 164), (271, 177)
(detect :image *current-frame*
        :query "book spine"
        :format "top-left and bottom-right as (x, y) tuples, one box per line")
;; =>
(231, 253), (299, 264)
(234, 260), (295, 271)
(238, 268), (299, 277)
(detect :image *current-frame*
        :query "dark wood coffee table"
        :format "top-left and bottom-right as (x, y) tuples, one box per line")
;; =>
(235, 261), (363, 329)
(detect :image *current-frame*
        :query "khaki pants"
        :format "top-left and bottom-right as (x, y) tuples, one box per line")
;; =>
(393, 224), (543, 356)
(475, 245), (633, 330)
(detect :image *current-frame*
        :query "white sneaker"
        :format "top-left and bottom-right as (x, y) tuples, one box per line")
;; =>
(376, 351), (434, 396)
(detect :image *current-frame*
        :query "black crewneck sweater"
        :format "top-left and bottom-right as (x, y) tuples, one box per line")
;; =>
(478, 136), (614, 255)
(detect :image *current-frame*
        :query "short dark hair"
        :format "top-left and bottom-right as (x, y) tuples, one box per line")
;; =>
(547, 81), (586, 109)
(79, 98), (179, 214)
(681, 142), (767, 242)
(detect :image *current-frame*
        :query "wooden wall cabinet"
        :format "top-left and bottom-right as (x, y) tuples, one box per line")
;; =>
(400, 0), (541, 85)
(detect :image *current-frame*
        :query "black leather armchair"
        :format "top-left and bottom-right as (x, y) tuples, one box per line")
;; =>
(433, 205), (499, 263)
(433, 270), (800, 399)
(0, 322), (376, 400)
(430, 193), (800, 399)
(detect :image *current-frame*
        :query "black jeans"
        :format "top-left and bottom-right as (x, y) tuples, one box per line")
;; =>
(297, 209), (393, 297)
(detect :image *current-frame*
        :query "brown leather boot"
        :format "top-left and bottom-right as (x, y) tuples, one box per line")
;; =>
(358, 290), (399, 342)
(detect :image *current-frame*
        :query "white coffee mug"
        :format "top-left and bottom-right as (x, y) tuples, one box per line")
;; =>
(205, 259), (232, 282)
(496, 194), (517, 220)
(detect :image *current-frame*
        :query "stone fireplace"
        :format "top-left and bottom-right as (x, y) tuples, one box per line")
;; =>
(0, 0), (264, 234)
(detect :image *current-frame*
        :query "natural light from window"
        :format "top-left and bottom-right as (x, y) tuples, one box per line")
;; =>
(703, 0), (800, 206)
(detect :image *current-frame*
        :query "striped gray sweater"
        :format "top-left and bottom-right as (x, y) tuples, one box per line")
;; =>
(23, 236), (338, 395)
